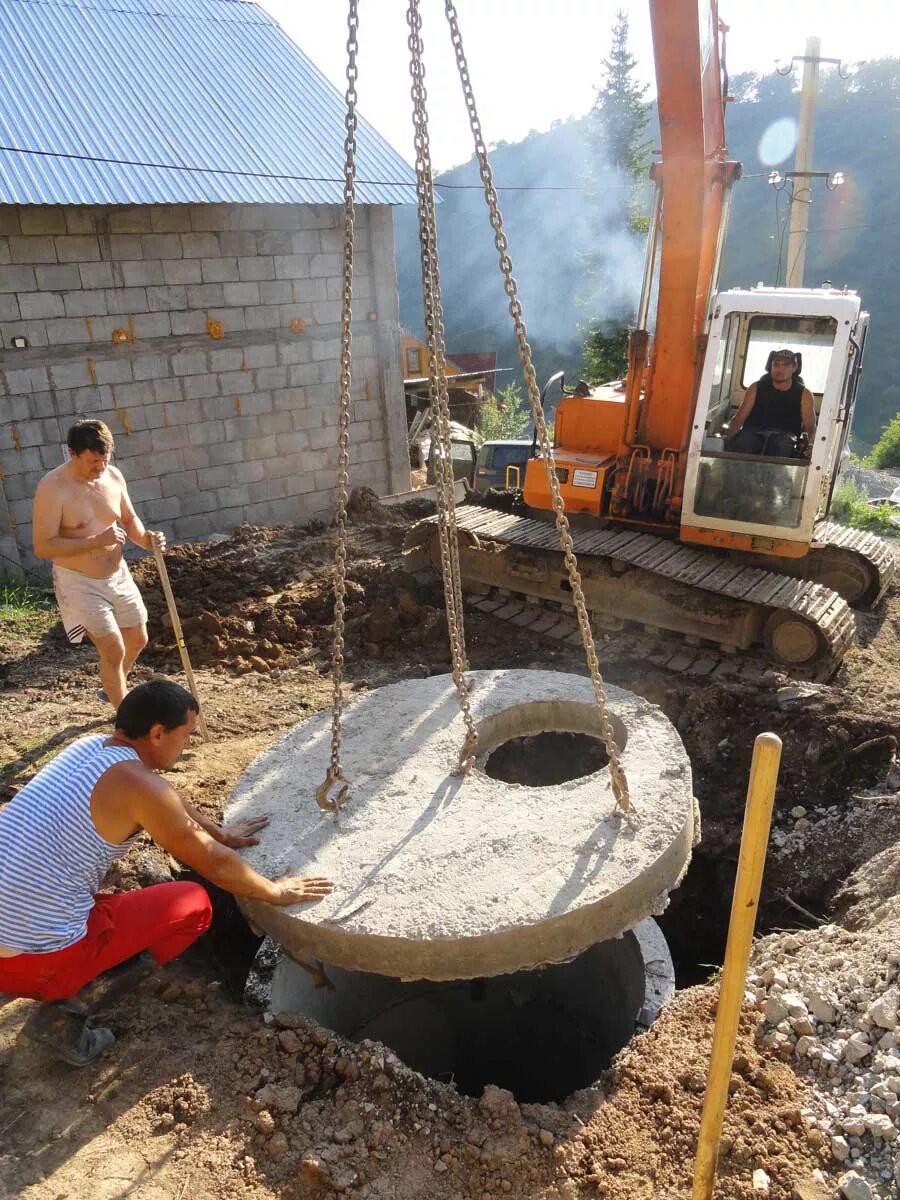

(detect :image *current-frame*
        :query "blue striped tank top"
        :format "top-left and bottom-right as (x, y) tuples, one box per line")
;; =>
(0, 735), (141, 953)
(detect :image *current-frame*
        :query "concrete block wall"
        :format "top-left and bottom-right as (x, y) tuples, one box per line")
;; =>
(0, 203), (409, 575)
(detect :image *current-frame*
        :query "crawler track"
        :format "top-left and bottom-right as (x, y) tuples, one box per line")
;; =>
(404, 505), (886, 678)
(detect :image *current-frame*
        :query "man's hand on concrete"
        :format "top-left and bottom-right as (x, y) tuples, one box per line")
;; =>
(269, 875), (335, 906)
(220, 815), (269, 848)
(94, 524), (127, 550)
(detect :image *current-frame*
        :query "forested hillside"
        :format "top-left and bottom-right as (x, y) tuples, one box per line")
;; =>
(395, 59), (900, 449)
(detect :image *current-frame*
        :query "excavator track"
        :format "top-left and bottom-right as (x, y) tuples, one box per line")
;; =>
(806, 521), (896, 607)
(405, 504), (874, 678)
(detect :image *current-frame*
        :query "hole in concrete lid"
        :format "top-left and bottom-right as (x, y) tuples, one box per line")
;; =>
(484, 731), (608, 786)
(475, 699), (627, 788)
(266, 923), (671, 1104)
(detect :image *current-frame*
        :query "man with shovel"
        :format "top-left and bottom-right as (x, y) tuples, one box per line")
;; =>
(0, 681), (333, 1065)
(32, 419), (163, 708)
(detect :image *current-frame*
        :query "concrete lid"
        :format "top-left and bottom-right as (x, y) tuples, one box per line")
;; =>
(226, 669), (699, 981)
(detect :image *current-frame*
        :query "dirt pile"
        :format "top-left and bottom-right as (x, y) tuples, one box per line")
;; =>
(68, 973), (827, 1200)
(130, 494), (447, 676)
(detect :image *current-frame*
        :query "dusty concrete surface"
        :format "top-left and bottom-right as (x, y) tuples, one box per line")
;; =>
(226, 670), (698, 980)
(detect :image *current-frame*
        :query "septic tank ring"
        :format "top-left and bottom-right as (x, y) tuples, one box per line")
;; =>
(227, 670), (698, 984)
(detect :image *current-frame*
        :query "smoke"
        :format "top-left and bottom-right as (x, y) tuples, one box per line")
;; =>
(394, 114), (646, 377)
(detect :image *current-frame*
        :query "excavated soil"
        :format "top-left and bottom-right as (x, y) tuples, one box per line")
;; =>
(1, 506), (898, 1200)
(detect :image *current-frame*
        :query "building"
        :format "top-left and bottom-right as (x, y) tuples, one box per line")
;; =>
(401, 328), (507, 430)
(0, 0), (417, 575)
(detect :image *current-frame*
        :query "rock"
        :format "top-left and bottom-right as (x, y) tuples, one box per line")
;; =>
(752, 1167), (770, 1192)
(863, 1113), (897, 1141)
(866, 989), (899, 1031)
(763, 996), (790, 1024)
(267, 1132), (289, 1161)
(781, 991), (809, 1019)
(255, 1084), (301, 1114)
(277, 1029), (303, 1053)
(831, 1135), (851, 1161)
(807, 989), (837, 1024)
(844, 1033), (872, 1063)
(274, 1011), (303, 1030)
(842, 1107), (867, 1137)
(791, 1177), (832, 1200)
(837, 1170), (873, 1200)
(776, 684), (822, 708)
(479, 1085), (520, 1123)
(763, 967), (789, 988)
(300, 1154), (328, 1183)
(790, 805), (808, 819)
(255, 1109), (276, 1134)
(249, 655), (271, 673)
(538, 1129), (554, 1147)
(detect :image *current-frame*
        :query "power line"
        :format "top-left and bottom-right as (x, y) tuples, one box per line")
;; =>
(1, 140), (893, 224)
(0, 142), (633, 194)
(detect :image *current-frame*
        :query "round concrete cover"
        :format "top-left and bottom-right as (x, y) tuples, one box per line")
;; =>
(226, 669), (698, 981)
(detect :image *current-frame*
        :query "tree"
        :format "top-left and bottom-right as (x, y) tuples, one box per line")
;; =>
(582, 324), (629, 386)
(865, 412), (900, 469)
(579, 11), (651, 381)
(478, 383), (530, 441)
(591, 10), (652, 187)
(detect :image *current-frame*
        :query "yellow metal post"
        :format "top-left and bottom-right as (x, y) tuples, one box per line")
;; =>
(692, 731), (782, 1200)
(153, 545), (210, 743)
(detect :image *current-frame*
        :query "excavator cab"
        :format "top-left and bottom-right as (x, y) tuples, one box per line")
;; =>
(680, 286), (867, 555)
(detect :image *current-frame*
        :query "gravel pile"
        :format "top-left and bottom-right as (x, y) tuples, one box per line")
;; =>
(751, 916), (900, 1199)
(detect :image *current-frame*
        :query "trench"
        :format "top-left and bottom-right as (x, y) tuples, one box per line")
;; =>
(269, 920), (672, 1104)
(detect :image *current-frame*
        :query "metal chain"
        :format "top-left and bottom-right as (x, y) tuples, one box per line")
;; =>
(407, 16), (468, 686)
(316, 0), (359, 813)
(407, 0), (479, 773)
(442, 0), (631, 812)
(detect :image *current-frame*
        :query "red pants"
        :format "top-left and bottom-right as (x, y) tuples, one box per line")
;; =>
(0, 883), (212, 1003)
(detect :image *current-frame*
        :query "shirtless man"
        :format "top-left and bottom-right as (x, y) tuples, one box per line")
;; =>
(32, 419), (163, 707)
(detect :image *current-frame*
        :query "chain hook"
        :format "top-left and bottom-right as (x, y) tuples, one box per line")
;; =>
(452, 730), (479, 777)
(316, 767), (350, 813)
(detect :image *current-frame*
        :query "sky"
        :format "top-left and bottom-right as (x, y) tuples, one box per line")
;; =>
(259, 1), (900, 172)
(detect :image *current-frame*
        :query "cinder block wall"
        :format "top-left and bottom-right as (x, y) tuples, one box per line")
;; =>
(0, 203), (409, 575)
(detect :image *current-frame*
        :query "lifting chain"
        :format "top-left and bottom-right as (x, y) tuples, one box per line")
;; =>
(407, 0), (478, 775)
(316, 0), (360, 813)
(442, 0), (632, 813)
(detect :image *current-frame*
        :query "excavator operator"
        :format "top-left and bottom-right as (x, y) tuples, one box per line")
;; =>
(724, 349), (816, 459)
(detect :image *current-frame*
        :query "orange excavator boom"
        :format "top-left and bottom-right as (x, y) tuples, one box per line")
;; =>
(622, 0), (740, 463)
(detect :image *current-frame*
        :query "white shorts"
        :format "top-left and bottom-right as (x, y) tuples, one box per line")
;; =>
(53, 561), (148, 645)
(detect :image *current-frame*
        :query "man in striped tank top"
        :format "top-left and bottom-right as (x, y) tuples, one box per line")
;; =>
(0, 681), (333, 1066)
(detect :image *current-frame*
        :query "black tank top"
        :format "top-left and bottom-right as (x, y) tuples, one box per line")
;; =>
(745, 375), (804, 434)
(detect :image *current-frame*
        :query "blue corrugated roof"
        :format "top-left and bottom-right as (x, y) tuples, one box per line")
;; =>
(0, 0), (418, 205)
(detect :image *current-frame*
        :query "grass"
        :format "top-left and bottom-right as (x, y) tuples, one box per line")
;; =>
(0, 574), (55, 636)
(830, 479), (899, 535)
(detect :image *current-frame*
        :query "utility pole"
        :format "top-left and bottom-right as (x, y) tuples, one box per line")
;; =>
(785, 36), (821, 288)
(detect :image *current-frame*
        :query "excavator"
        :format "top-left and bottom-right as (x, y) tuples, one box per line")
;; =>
(406, 0), (894, 675)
